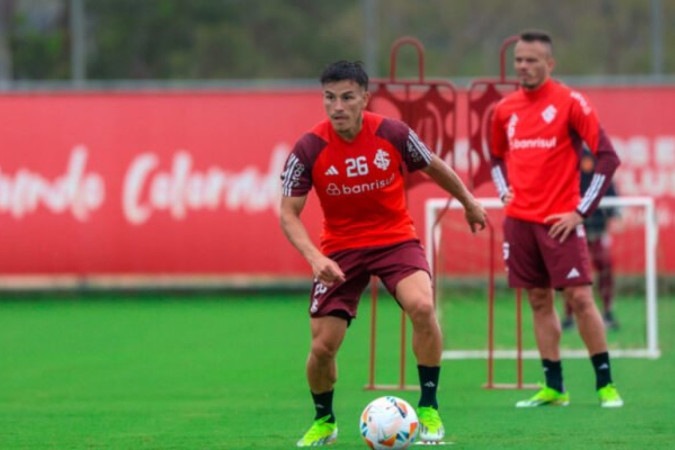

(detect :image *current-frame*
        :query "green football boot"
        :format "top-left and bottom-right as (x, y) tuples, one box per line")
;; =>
(598, 384), (624, 408)
(516, 384), (570, 407)
(296, 415), (337, 447)
(417, 406), (445, 443)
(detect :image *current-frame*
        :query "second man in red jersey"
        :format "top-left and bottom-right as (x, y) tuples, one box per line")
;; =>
(490, 30), (623, 408)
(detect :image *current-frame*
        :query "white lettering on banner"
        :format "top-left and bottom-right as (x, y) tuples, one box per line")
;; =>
(613, 135), (675, 169)
(612, 135), (675, 197)
(613, 136), (650, 167)
(655, 137), (675, 166)
(0, 146), (105, 220)
(123, 144), (289, 225)
(615, 169), (675, 197)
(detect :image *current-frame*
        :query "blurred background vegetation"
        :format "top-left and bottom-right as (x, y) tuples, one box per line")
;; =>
(0, 0), (673, 86)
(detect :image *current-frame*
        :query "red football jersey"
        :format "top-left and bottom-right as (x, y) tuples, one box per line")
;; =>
(490, 79), (618, 223)
(281, 111), (432, 254)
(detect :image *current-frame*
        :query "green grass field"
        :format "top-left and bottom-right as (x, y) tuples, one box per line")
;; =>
(1, 289), (673, 449)
(439, 287), (654, 351)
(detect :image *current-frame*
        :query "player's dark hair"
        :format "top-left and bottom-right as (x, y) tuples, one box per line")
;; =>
(320, 60), (369, 91)
(519, 29), (553, 50)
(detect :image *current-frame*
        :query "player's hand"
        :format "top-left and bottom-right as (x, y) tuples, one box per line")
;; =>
(501, 187), (514, 205)
(545, 211), (583, 242)
(465, 200), (488, 233)
(311, 256), (346, 287)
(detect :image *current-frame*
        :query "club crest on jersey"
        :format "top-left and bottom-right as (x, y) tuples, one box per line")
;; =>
(541, 105), (557, 123)
(373, 149), (390, 171)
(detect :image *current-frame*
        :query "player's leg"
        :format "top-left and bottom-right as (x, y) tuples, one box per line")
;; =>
(306, 315), (348, 415)
(297, 316), (346, 447)
(527, 287), (561, 361)
(368, 240), (442, 378)
(563, 284), (607, 355)
(371, 240), (444, 442)
(562, 284), (623, 406)
(506, 218), (568, 407)
(513, 287), (570, 407)
(395, 269), (445, 442)
(395, 270), (442, 367)
(551, 231), (607, 356)
(297, 249), (370, 447)
(551, 229), (623, 408)
(307, 316), (348, 395)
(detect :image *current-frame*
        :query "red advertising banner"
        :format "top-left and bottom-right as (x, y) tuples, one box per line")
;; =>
(0, 92), (324, 279)
(0, 86), (673, 282)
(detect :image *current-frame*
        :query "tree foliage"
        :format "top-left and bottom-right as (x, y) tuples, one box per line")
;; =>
(4, 0), (674, 82)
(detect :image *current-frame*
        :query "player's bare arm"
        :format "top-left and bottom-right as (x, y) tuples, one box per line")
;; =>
(279, 195), (346, 286)
(545, 210), (584, 242)
(422, 154), (488, 232)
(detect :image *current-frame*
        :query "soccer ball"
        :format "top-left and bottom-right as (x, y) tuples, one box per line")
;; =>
(359, 396), (419, 449)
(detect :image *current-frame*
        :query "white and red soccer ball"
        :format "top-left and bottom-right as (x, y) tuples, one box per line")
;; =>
(359, 396), (419, 449)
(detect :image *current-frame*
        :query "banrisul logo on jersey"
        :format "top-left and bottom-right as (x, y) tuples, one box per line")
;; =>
(325, 173), (395, 196)
(510, 137), (557, 151)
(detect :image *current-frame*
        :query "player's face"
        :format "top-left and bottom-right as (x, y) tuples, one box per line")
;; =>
(322, 79), (370, 141)
(514, 40), (554, 90)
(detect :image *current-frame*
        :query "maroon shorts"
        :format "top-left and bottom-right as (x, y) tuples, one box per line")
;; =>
(308, 239), (430, 322)
(503, 216), (592, 290)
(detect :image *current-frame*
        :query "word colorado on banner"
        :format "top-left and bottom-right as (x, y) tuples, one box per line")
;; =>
(0, 87), (673, 279)
(0, 146), (286, 223)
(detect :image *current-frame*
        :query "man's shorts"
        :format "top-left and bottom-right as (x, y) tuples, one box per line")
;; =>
(503, 216), (592, 290)
(308, 239), (430, 323)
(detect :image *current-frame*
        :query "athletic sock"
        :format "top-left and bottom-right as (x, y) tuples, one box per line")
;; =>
(542, 359), (564, 393)
(311, 390), (335, 423)
(417, 365), (440, 408)
(591, 352), (613, 389)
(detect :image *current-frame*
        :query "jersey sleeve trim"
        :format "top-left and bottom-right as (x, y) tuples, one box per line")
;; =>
(280, 131), (327, 197)
(577, 173), (606, 216)
(490, 164), (509, 200)
(281, 153), (302, 197)
(406, 129), (433, 168)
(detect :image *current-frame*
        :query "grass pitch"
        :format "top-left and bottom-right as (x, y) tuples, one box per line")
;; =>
(0, 289), (673, 449)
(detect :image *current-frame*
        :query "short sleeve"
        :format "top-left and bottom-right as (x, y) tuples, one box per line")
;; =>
(280, 133), (325, 197)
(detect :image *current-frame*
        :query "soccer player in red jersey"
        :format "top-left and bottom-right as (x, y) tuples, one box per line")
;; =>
(281, 60), (487, 446)
(490, 30), (623, 408)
